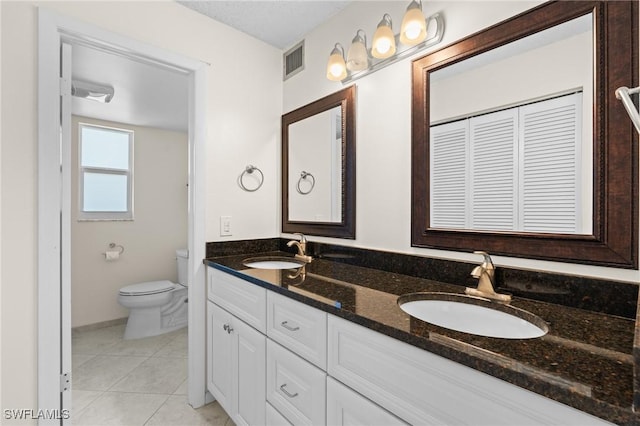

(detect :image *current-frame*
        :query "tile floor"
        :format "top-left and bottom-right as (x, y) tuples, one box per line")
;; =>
(72, 323), (234, 425)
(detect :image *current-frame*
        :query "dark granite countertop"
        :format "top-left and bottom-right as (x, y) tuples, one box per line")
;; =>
(205, 251), (638, 425)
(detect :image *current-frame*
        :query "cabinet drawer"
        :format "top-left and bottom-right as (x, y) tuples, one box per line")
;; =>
(266, 402), (292, 426)
(326, 377), (407, 426)
(267, 291), (327, 369)
(267, 339), (326, 426)
(208, 267), (266, 333)
(328, 315), (610, 426)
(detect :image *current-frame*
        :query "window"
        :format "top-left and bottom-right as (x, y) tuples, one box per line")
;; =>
(79, 124), (133, 220)
(430, 92), (583, 234)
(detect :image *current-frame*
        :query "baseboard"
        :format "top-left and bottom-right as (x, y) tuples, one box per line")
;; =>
(72, 317), (127, 333)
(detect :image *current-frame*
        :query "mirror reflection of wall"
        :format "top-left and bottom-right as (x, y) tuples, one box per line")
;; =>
(288, 105), (343, 223)
(429, 13), (593, 235)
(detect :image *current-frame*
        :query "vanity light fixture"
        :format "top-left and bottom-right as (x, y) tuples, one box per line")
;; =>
(326, 0), (444, 84)
(326, 43), (347, 81)
(372, 14), (396, 59)
(346, 30), (369, 71)
(71, 79), (114, 103)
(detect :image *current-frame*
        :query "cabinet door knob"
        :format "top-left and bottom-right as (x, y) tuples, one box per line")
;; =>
(279, 383), (299, 398)
(281, 321), (300, 331)
(223, 324), (233, 334)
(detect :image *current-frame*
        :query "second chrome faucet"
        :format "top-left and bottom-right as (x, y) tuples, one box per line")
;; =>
(287, 233), (313, 263)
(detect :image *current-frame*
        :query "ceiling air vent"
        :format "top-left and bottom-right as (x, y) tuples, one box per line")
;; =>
(283, 40), (305, 81)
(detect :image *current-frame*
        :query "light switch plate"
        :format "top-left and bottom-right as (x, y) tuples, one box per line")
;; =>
(220, 216), (232, 236)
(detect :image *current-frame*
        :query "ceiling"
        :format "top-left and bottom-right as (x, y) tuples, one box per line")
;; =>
(71, 43), (189, 132)
(71, 1), (351, 132)
(177, 1), (352, 49)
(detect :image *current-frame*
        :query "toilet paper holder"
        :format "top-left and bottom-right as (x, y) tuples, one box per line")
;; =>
(103, 242), (125, 257)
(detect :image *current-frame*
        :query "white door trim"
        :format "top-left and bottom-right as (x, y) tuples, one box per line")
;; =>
(37, 8), (208, 419)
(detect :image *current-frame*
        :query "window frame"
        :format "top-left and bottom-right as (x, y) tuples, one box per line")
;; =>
(78, 123), (134, 221)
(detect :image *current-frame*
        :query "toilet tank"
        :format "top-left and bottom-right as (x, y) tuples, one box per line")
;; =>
(176, 249), (189, 286)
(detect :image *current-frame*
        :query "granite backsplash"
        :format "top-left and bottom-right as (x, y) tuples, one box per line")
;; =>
(206, 238), (638, 319)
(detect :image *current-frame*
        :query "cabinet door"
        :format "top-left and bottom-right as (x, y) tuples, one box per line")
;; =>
(327, 377), (408, 426)
(207, 301), (233, 414)
(234, 318), (266, 426)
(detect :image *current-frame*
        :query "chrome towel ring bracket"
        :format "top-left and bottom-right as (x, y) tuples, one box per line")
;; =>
(296, 171), (315, 195)
(239, 165), (264, 192)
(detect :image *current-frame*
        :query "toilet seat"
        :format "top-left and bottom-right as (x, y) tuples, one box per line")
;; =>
(119, 280), (175, 296)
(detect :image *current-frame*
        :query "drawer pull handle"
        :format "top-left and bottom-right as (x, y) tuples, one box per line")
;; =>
(279, 384), (298, 398)
(281, 321), (300, 331)
(223, 324), (233, 334)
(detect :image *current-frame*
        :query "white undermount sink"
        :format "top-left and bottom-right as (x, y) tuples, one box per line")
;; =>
(242, 256), (306, 270)
(397, 292), (548, 339)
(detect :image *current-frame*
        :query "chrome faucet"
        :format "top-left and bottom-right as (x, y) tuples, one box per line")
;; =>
(287, 233), (313, 263)
(465, 251), (511, 303)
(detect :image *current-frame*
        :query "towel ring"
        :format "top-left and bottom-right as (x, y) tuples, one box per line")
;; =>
(103, 242), (124, 255)
(239, 165), (264, 192)
(296, 171), (315, 195)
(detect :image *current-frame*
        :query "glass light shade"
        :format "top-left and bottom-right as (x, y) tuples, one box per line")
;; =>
(372, 22), (396, 59)
(326, 46), (347, 81)
(346, 32), (369, 72)
(400, 1), (427, 45)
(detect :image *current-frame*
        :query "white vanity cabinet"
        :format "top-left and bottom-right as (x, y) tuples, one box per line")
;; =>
(207, 266), (612, 426)
(207, 268), (266, 426)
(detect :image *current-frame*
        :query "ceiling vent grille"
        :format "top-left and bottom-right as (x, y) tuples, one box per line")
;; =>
(283, 41), (305, 81)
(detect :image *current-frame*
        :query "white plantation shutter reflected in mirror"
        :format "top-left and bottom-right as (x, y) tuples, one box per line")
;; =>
(519, 93), (581, 233)
(470, 110), (517, 231)
(430, 92), (582, 234)
(430, 120), (468, 229)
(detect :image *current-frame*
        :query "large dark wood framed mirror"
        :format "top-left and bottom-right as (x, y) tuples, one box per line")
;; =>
(282, 86), (356, 239)
(412, 1), (638, 268)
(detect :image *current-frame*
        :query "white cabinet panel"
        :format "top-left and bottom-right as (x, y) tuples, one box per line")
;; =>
(266, 339), (326, 426)
(326, 377), (407, 426)
(327, 315), (611, 426)
(267, 291), (327, 369)
(266, 402), (293, 426)
(208, 267), (266, 333)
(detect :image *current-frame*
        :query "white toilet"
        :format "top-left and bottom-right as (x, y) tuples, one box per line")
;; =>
(118, 249), (189, 340)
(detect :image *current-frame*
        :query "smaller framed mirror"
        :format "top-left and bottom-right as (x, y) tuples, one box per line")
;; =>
(282, 86), (356, 239)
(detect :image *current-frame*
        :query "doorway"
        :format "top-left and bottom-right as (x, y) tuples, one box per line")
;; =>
(37, 8), (208, 421)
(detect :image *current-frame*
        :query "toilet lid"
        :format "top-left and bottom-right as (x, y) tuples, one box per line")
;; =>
(119, 280), (175, 296)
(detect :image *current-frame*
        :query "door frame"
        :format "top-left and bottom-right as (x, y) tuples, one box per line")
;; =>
(37, 8), (208, 419)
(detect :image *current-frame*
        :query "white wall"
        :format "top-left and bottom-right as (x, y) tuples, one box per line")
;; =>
(71, 116), (188, 328)
(1, 0), (281, 419)
(282, 0), (640, 284)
